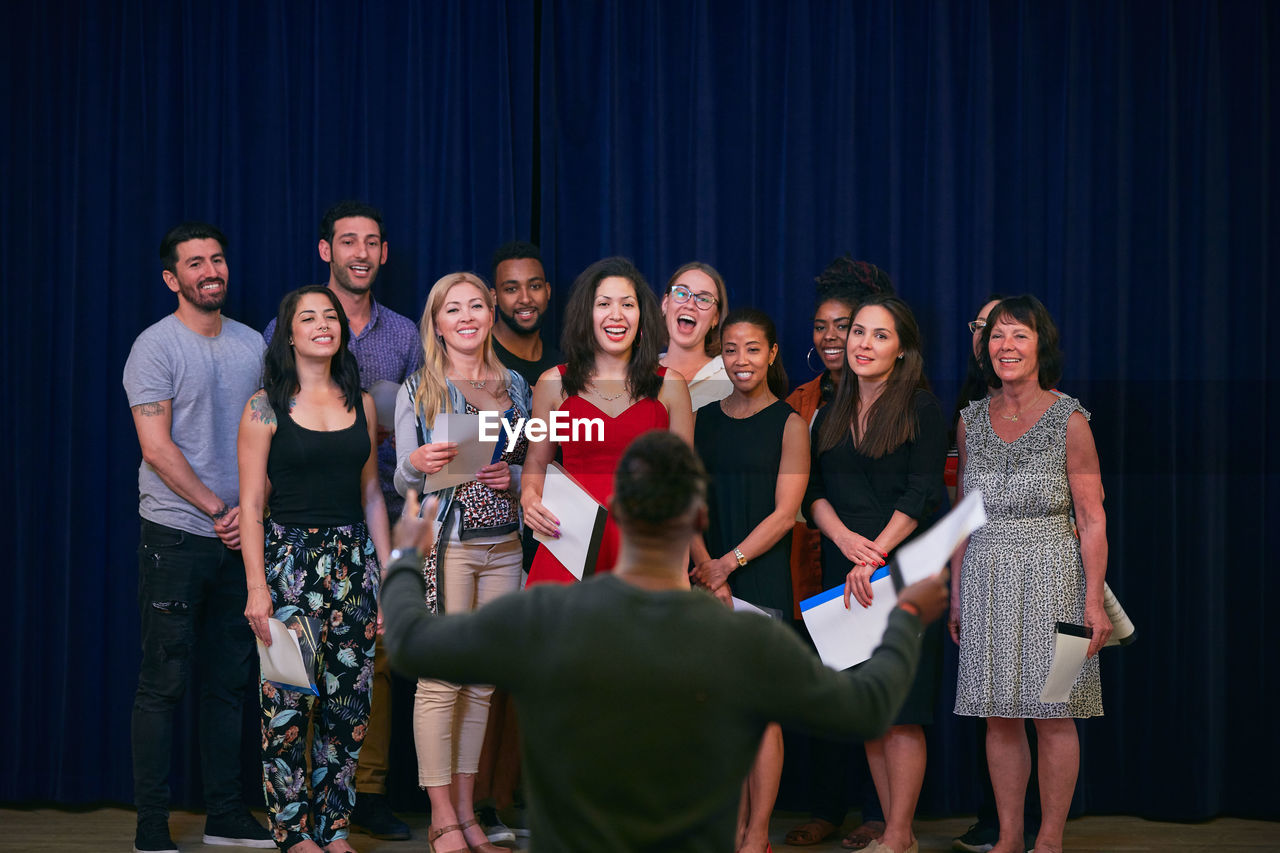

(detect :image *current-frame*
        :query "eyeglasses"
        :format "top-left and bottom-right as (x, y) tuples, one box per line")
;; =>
(967, 319), (988, 333)
(669, 285), (719, 311)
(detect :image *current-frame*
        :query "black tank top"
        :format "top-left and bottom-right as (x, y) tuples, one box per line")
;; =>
(267, 397), (369, 526)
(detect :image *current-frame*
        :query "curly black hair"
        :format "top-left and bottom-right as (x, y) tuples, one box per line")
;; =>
(814, 255), (894, 310)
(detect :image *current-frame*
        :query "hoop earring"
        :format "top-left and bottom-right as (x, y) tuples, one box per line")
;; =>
(806, 347), (822, 373)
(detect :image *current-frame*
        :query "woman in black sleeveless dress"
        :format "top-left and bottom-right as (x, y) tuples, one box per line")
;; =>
(805, 295), (945, 853)
(691, 308), (809, 853)
(239, 286), (390, 853)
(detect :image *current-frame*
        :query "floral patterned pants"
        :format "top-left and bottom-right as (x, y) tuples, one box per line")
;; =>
(260, 520), (379, 849)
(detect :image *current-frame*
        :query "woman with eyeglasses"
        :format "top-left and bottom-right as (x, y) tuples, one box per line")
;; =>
(522, 257), (694, 585)
(945, 296), (1006, 503)
(392, 272), (531, 853)
(658, 262), (731, 411)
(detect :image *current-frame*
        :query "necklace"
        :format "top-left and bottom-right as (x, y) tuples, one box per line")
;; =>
(999, 390), (1047, 422)
(466, 377), (489, 390)
(588, 382), (627, 402)
(724, 395), (773, 420)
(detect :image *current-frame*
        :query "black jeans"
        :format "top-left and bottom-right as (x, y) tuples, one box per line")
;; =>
(131, 519), (254, 822)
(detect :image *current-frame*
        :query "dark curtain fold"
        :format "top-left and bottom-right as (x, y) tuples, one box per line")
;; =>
(3, 0), (535, 804)
(536, 0), (1276, 821)
(4, 0), (1274, 822)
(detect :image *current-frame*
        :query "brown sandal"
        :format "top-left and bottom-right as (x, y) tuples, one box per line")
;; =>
(840, 820), (885, 850)
(784, 817), (837, 846)
(459, 819), (506, 853)
(428, 823), (468, 853)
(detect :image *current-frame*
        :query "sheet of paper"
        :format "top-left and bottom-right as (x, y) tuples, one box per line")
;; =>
(732, 597), (783, 620)
(1039, 622), (1092, 703)
(800, 568), (898, 670)
(1103, 582), (1136, 646)
(257, 618), (317, 695)
(421, 413), (503, 492)
(368, 380), (401, 432)
(532, 463), (607, 580)
(894, 488), (987, 587)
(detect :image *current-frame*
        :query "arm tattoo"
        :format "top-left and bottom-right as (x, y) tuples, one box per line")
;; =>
(136, 401), (167, 417)
(248, 392), (277, 426)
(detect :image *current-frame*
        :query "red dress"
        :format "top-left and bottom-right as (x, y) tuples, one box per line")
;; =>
(526, 366), (671, 585)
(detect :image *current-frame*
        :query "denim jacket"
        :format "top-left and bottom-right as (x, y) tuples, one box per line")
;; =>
(392, 369), (533, 612)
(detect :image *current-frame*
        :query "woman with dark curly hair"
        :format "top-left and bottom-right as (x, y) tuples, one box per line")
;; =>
(521, 257), (693, 585)
(239, 285), (390, 853)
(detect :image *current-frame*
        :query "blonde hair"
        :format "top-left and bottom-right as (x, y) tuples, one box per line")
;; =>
(412, 272), (511, 429)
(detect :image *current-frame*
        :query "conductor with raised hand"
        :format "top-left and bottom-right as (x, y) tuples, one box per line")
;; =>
(381, 431), (950, 852)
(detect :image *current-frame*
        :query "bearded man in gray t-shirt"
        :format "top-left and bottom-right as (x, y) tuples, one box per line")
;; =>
(121, 222), (272, 853)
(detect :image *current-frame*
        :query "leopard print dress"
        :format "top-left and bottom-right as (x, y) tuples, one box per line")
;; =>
(954, 393), (1103, 719)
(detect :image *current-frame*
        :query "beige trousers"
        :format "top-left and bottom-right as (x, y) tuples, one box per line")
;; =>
(413, 535), (522, 787)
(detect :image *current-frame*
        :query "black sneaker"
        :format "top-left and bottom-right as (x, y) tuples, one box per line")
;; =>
(203, 810), (275, 848)
(134, 817), (178, 853)
(476, 805), (517, 844)
(351, 792), (412, 841)
(952, 821), (997, 852)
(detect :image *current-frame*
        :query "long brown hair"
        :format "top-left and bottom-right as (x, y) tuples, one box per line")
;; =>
(560, 257), (664, 400)
(816, 295), (929, 459)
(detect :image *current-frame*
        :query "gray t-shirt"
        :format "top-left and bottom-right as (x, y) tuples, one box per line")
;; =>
(123, 314), (265, 536)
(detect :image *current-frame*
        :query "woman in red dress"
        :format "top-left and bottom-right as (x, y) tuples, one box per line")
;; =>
(521, 257), (694, 585)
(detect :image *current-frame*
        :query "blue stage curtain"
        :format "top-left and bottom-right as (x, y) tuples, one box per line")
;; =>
(535, 0), (1277, 821)
(3, 0), (534, 805)
(4, 0), (1275, 822)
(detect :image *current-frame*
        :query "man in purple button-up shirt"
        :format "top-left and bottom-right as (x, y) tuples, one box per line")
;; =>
(263, 200), (420, 840)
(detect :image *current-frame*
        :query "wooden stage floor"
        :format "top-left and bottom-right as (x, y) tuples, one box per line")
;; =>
(1, 807), (1276, 852)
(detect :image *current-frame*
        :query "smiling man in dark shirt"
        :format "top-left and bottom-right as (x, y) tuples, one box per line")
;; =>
(489, 241), (561, 388)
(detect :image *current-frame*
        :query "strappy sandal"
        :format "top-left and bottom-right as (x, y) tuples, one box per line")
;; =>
(784, 817), (837, 846)
(459, 819), (507, 853)
(841, 820), (885, 849)
(428, 823), (469, 853)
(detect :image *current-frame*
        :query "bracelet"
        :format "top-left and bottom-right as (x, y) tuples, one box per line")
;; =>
(897, 600), (921, 618)
(248, 583), (267, 591)
(211, 503), (231, 521)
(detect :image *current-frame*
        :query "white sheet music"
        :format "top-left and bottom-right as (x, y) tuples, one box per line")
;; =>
(532, 462), (607, 580)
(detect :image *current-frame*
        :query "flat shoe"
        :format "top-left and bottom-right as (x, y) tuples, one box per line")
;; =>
(871, 842), (918, 853)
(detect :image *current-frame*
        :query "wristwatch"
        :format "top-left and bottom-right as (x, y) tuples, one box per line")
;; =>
(733, 547), (748, 568)
(388, 547), (421, 564)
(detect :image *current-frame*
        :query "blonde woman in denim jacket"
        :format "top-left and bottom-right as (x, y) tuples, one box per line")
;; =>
(393, 272), (532, 853)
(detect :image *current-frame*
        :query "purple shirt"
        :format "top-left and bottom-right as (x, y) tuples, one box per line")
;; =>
(265, 296), (422, 519)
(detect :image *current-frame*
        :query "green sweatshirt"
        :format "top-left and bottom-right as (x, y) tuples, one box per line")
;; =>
(382, 554), (922, 853)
